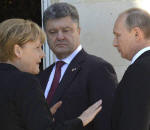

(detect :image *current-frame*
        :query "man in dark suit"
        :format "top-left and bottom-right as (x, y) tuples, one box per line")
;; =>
(38, 2), (117, 130)
(112, 8), (150, 130)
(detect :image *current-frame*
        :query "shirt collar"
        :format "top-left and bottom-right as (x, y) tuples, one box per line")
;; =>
(56, 45), (82, 64)
(131, 46), (150, 64)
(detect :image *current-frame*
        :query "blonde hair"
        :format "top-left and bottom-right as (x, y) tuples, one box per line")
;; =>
(0, 18), (46, 62)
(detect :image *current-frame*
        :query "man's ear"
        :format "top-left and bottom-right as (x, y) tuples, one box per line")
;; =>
(132, 27), (144, 41)
(14, 44), (23, 58)
(77, 26), (80, 34)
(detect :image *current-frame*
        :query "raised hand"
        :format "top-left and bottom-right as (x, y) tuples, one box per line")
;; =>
(78, 99), (102, 126)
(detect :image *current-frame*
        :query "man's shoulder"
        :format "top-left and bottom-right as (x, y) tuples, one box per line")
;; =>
(76, 49), (110, 64)
(84, 52), (113, 67)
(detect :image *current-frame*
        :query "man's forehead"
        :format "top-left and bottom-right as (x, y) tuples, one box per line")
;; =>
(114, 16), (126, 30)
(113, 21), (120, 34)
(47, 17), (76, 25)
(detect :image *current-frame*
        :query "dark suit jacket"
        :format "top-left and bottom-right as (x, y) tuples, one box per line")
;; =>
(111, 51), (150, 130)
(0, 63), (83, 130)
(38, 49), (118, 130)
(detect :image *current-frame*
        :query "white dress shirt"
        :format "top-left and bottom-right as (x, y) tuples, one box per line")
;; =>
(44, 45), (82, 98)
(131, 46), (150, 64)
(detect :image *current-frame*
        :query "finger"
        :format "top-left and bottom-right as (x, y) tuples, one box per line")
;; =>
(93, 99), (102, 107)
(96, 100), (102, 108)
(84, 100), (102, 115)
(53, 101), (62, 110)
(50, 101), (62, 114)
(92, 106), (102, 118)
(52, 118), (55, 122)
(89, 99), (102, 109)
(95, 106), (102, 115)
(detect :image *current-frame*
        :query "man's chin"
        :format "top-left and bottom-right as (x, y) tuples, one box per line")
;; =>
(55, 51), (72, 59)
(121, 54), (129, 60)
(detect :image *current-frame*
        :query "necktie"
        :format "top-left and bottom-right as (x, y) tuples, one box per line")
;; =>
(47, 61), (65, 105)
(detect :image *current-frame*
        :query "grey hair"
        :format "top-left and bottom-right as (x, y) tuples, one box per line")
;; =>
(43, 2), (79, 29)
(122, 8), (150, 38)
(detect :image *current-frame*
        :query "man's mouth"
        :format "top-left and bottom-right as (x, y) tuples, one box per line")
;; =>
(56, 43), (67, 47)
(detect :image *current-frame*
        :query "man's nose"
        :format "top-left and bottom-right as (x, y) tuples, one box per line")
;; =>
(113, 38), (118, 47)
(57, 31), (64, 40)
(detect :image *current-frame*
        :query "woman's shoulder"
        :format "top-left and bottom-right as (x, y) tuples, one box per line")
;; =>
(13, 71), (41, 90)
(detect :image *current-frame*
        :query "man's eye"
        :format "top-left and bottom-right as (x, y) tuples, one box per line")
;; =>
(63, 29), (69, 32)
(49, 30), (57, 34)
(50, 32), (56, 34)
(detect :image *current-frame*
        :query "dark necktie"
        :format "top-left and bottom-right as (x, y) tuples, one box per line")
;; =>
(47, 61), (65, 105)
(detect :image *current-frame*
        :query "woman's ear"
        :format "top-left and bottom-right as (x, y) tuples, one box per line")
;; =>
(13, 44), (23, 58)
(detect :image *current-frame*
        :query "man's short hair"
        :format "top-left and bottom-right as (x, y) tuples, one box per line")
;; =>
(122, 8), (150, 38)
(43, 2), (79, 29)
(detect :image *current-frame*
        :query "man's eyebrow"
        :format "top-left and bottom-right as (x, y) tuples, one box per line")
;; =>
(63, 26), (72, 29)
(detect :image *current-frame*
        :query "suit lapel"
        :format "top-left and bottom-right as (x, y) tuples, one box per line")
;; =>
(50, 49), (87, 106)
